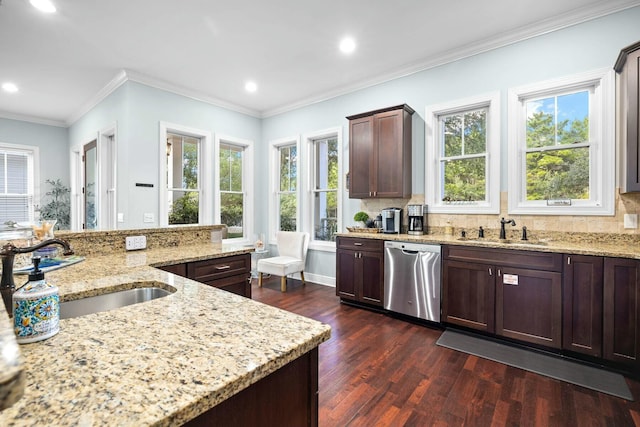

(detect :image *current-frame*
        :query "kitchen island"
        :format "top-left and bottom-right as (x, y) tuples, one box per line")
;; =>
(0, 230), (331, 426)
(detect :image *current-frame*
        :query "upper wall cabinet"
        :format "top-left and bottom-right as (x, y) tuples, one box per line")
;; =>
(347, 104), (414, 198)
(615, 41), (640, 193)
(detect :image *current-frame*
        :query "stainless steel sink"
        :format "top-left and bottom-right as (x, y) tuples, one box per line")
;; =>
(60, 285), (175, 319)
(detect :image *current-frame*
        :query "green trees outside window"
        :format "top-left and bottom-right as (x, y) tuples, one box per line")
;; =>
(219, 143), (244, 238)
(524, 91), (590, 201)
(278, 145), (297, 232)
(440, 109), (487, 203)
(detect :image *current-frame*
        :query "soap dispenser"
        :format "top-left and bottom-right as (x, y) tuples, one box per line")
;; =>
(12, 257), (60, 344)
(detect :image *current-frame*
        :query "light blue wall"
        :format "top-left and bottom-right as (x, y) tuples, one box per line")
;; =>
(2, 6), (640, 282)
(0, 117), (68, 204)
(69, 81), (261, 229)
(260, 6), (640, 281)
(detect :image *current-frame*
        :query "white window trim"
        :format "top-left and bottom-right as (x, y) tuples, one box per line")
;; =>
(425, 92), (501, 214)
(302, 126), (343, 253)
(507, 68), (615, 216)
(214, 134), (254, 245)
(159, 122), (212, 227)
(0, 142), (39, 223)
(268, 135), (300, 245)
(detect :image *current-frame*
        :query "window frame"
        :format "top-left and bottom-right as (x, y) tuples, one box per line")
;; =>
(214, 134), (254, 244)
(507, 68), (615, 216)
(302, 127), (342, 252)
(0, 142), (39, 224)
(268, 136), (300, 244)
(159, 122), (212, 227)
(425, 92), (501, 214)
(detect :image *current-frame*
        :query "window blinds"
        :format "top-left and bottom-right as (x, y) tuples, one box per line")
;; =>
(0, 150), (33, 223)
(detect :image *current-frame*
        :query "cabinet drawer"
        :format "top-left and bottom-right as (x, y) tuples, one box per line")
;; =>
(337, 236), (383, 252)
(157, 263), (187, 277)
(202, 273), (251, 298)
(443, 245), (562, 272)
(187, 254), (250, 282)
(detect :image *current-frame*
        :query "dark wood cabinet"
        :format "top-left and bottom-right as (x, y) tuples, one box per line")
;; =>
(603, 257), (640, 369)
(496, 266), (562, 349)
(347, 104), (413, 198)
(157, 253), (252, 298)
(442, 259), (495, 333)
(443, 245), (563, 348)
(562, 255), (603, 357)
(336, 236), (384, 306)
(615, 40), (640, 193)
(185, 348), (318, 427)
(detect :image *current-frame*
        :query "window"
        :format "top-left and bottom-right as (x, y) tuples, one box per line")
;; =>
(0, 143), (38, 224)
(215, 135), (253, 242)
(159, 122), (211, 227)
(303, 127), (342, 249)
(167, 133), (200, 225)
(425, 93), (500, 214)
(271, 138), (299, 234)
(508, 69), (615, 215)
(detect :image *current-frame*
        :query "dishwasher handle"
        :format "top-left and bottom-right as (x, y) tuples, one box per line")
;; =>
(401, 249), (420, 255)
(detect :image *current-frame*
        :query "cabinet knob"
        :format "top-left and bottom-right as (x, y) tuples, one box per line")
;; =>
(488, 268), (492, 276)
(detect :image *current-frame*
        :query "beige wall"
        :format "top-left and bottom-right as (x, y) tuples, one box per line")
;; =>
(360, 191), (640, 236)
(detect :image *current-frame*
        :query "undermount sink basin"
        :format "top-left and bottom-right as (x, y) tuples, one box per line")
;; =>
(60, 284), (176, 319)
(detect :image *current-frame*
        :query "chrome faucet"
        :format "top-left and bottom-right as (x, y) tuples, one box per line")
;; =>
(1, 238), (74, 314)
(499, 217), (516, 240)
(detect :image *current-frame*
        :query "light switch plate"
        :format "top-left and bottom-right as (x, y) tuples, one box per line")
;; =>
(143, 213), (154, 223)
(623, 214), (638, 229)
(125, 235), (147, 250)
(117, 212), (124, 223)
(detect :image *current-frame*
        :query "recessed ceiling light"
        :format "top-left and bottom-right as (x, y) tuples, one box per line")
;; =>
(339, 37), (356, 54)
(30, 0), (56, 14)
(245, 81), (257, 93)
(1, 82), (19, 93)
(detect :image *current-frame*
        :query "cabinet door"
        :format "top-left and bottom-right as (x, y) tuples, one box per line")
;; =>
(496, 267), (562, 349)
(336, 249), (358, 301)
(563, 255), (603, 357)
(442, 260), (495, 333)
(373, 109), (405, 197)
(348, 116), (374, 198)
(603, 257), (640, 368)
(625, 47), (640, 191)
(360, 250), (384, 306)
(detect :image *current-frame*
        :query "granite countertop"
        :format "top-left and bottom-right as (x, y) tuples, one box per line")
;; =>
(336, 232), (640, 260)
(0, 243), (331, 426)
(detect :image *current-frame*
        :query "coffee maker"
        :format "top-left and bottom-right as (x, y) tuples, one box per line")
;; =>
(407, 204), (428, 235)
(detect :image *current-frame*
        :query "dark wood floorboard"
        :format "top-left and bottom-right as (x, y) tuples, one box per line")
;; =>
(252, 277), (640, 427)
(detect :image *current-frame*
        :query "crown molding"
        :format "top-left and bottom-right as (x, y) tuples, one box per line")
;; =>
(262, 0), (640, 118)
(65, 70), (128, 126)
(0, 110), (67, 128)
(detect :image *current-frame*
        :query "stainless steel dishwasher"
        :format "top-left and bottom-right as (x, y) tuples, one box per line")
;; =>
(384, 241), (441, 322)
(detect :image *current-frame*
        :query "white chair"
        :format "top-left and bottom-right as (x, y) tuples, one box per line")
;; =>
(257, 231), (309, 292)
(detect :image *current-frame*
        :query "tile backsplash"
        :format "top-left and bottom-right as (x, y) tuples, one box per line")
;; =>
(360, 190), (640, 236)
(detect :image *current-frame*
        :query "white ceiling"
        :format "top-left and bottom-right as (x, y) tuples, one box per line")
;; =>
(1, 0), (639, 126)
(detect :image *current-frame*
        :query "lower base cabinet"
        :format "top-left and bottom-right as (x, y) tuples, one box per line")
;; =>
(443, 245), (563, 348)
(158, 253), (252, 298)
(604, 257), (640, 369)
(184, 348), (318, 427)
(336, 237), (384, 306)
(563, 255), (603, 357)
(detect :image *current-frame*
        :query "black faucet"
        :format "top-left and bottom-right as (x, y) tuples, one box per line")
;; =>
(1, 238), (74, 315)
(499, 217), (516, 240)
(521, 226), (528, 241)
(478, 226), (485, 238)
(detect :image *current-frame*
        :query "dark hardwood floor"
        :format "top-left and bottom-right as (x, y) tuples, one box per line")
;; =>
(252, 277), (640, 427)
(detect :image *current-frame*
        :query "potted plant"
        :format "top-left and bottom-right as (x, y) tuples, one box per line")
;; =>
(353, 211), (369, 228)
(36, 179), (71, 230)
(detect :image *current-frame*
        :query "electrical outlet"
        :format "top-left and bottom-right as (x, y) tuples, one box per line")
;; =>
(125, 235), (147, 251)
(624, 214), (638, 229)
